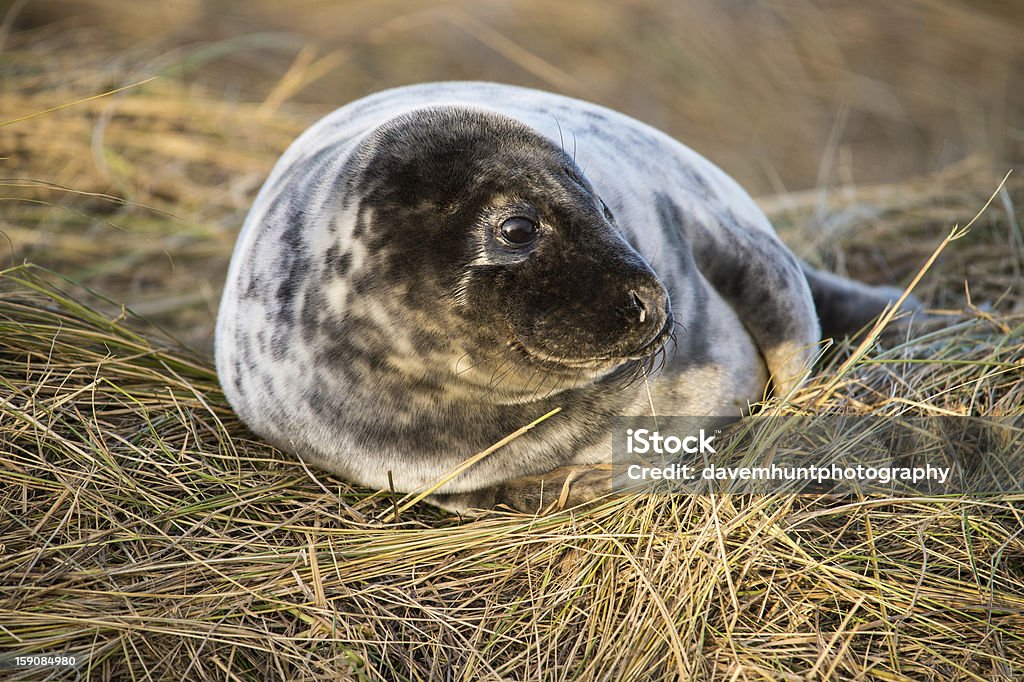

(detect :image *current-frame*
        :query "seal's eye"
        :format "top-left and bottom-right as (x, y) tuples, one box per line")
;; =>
(499, 217), (539, 245)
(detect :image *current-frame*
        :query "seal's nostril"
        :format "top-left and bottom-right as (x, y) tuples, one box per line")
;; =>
(627, 289), (647, 324)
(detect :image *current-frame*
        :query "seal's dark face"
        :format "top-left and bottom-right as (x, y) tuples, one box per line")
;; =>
(355, 106), (672, 379)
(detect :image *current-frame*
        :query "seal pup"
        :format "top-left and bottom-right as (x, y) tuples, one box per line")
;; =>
(216, 82), (911, 512)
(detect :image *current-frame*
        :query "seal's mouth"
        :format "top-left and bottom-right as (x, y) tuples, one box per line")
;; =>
(507, 309), (674, 372)
(624, 311), (674, 359)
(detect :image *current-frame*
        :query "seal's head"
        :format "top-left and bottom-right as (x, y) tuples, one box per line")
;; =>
(351, 106), (673, 395)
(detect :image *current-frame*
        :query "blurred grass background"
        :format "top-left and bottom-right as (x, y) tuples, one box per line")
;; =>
(2, 2), (1024, 680)
(11, 0), (1024, 195)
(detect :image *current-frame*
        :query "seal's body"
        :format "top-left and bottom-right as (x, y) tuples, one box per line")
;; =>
(217, 82), (905, 511)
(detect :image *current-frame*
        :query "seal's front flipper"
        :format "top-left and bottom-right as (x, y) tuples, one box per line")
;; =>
(428, 465), (614, 514)
(676, 200), (820, 396)
(801, 264), (922, 342)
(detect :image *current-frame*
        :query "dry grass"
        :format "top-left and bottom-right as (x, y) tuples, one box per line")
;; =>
(1, 264), (1022, 680)
(3, 4), (1024, 681)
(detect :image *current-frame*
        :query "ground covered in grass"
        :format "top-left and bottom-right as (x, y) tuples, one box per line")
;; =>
(1, 263), (1022, 680)
(2, 7), (1024, 681)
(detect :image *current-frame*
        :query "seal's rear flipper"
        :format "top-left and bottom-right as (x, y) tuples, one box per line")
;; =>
(801, 264), (922, 342)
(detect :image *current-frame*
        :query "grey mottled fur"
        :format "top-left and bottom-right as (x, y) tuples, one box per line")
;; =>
(216, 82), (911, 512)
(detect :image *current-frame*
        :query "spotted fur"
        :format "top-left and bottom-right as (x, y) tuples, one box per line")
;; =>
(216, 82), (911, 512)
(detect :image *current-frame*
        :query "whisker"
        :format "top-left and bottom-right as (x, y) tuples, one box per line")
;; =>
(641, 364), (660, 427)
(455, 350), (492, 376)
(551, 113), (566, 155)
(487, 356), (517, 388)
